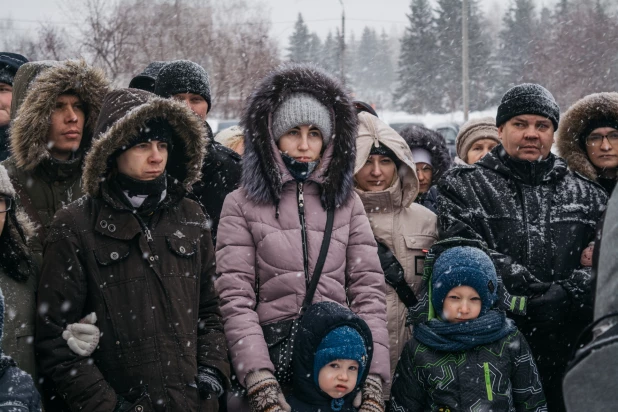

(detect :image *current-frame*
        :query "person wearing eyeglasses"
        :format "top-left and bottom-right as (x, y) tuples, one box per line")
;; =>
(557, 92), (618, 196)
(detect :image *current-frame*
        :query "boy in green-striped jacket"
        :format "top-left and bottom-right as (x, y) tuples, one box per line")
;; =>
(389, 246), (547, 412)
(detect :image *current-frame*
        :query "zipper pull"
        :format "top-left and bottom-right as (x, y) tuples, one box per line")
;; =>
(145, 229), (153, 242)
(298, 182), (304, 212)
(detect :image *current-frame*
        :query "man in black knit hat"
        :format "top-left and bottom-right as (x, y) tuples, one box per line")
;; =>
(0, 53), (28, 161)
(154, 60), (241, 244)
(437, 83), (607, 412)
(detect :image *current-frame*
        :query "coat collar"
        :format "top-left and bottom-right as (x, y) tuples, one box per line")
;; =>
(355, 176), (403, 214)
(478, 145), (568, 185)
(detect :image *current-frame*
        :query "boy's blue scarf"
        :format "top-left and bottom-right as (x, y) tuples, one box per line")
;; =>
(414, 310), (516, 352)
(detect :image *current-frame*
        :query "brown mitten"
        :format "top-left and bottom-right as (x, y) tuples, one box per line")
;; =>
(245, 370), (291, 412)
(352, 374), (385, 412)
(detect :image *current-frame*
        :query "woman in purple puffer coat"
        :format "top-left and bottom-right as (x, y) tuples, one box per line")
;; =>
(215, 64), (389, 412)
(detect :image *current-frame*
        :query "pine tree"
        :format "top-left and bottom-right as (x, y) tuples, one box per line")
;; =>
(287, 13), (311, 63)
(306, 33), (323, 65)
(321, 31), (339, 75)
(498, 0), (536, 87)
(394, 0), (439, 113)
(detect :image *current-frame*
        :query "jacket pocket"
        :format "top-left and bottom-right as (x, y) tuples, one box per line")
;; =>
(94, 241), (143, 285)
(167, 237), (197, 257)
(403, 235), (436, 291)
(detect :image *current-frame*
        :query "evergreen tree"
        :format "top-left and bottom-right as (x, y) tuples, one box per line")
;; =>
(498, 0), (536, 87)
(306, 32), (323, 65)
(321, 31), (340, 75)
(394, 0), (439, 113)
(287, 13), (311, 62)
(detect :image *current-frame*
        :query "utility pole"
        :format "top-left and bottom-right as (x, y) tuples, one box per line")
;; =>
(462, 0), (470, 121)
(339, 0), (345, 83)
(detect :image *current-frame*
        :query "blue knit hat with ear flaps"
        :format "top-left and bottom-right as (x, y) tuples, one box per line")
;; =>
(431, 246), (498, 318)
(313, 326), (368, 387)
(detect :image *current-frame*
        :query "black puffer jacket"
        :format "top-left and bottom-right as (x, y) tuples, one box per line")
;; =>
(389, 330), (546, 412)
(437, 145), (607, 410)
(191, 122), (241, 245)
(288, 301), (373, 412)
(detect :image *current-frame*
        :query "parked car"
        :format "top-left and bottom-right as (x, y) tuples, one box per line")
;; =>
(389, 121), (425, 133)
(433, 122), (459, 158)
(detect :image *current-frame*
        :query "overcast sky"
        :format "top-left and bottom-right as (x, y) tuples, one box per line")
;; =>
(5, 0), (560, 49)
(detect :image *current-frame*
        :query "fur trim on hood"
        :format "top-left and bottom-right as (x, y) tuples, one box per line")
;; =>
(557, 92), (618, 181)
(399, 125), (453, 183)
(354, 112), (419, 206)
(9, 59), (109, 171)
(83, 88), (207, 197)
(240, 63), (357, 210)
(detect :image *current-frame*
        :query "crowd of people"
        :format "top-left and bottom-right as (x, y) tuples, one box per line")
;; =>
(0, 50), (616, 412)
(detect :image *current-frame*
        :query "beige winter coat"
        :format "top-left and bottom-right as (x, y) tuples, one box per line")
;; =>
(354, 112), (438, 397)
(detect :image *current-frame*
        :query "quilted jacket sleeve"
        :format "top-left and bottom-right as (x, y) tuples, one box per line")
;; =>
(214, 192), (272, 387)
(345, 194), (390, 383)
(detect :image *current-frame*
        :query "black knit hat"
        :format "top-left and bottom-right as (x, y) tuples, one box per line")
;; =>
(369, 143), (398, 163)
(496, 83), (559, 130)
(128, 61), (166, 92)
(154, 60), (211, 113)
(0, 53), (28, 86)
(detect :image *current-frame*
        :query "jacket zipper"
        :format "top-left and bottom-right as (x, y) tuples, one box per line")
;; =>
(483, 362), (493, 401)
(297, 182), (310, 287)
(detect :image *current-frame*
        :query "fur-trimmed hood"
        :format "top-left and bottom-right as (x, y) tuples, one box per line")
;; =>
(0, 165), (37, 282)
(399, 125), (452, 184)
(9, 59), (109, 171)
(240, 63), (358, 209)
(83, 88), (207, 197)
(557, 92), (618, 181)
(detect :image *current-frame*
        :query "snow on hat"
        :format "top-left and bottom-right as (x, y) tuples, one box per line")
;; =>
(129, 61), (166, 92)
(411, 148), (432, 166)
(431, 246), (498, 318)
(155, 60), (211, 113)
(272, 93), (332, 147)
(0, 52), (28, 86)
(314, 326), (368, 387)
(456, 117), (501, 162)
(496, 83), (559, 130)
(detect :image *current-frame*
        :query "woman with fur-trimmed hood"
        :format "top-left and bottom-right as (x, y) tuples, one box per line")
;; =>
(557, 92), (618, 195)
(0, 164), (39, 379)
(36, 88), (229, 412)
(1, 59), (109, 256)
(215, 64), (389, 412)
(353, 112), (438, 401)
(398, 125), (452, 213)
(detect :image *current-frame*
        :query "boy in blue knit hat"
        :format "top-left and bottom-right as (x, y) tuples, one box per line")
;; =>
(389, 246), (547, 412)
(288, 301), (378, 412)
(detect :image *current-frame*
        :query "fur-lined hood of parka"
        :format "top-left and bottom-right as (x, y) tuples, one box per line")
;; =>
(240, 63), (357, 210)
(9, 59), (109, 171)
(399, 125), (452, 184)
(0, 165), (37, 282)
(83, 88), (207, 197)
(557, 92), (618, 181)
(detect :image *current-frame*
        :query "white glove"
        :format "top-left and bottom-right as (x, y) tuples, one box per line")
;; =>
(62, 312), (100, 356)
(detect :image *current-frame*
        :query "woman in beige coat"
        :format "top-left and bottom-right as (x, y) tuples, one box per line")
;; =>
(353, 112), (438, 400)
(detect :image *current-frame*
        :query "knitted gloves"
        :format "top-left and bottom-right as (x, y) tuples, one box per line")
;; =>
(245, 370), (291, 412)
(63, 312), (99, 356)
(353, 374), (385, 412)
(197, 365), (225, 399)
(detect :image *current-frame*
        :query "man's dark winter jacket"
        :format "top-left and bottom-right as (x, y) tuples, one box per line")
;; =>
(0, 125), (10, 161)
(437, 145), (607, 410)
(191, 122), (241, 245)
(288, 301), (372, 412)
(36, 89), (229, 412)
(415, 186), (438, 213)
(389, 330), (546, 412)
(0, 285), (41, 411)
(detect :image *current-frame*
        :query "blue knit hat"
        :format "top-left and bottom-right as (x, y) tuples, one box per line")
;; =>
(431, 246), (498, 318)
(313, 326), (368, 387)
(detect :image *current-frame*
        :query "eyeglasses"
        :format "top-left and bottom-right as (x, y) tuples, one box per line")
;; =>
(586, 132), (618, 147)
(0, 197), (12, 213)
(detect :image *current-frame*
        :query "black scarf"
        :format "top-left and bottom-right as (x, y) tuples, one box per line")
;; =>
(281, 153), (319, 182)
(111, 172), (167, 215)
